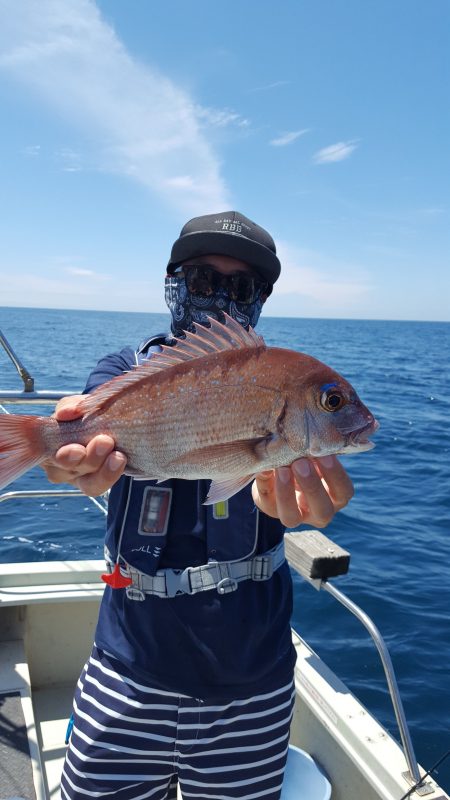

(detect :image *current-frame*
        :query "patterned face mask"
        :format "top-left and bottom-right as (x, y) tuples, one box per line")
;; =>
(164, 274), (266, 337)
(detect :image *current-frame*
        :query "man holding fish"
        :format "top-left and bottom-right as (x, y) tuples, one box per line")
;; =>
(1, 211), (376, 799)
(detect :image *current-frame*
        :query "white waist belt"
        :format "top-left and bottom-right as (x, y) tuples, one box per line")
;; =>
(105, 541), (286, 601)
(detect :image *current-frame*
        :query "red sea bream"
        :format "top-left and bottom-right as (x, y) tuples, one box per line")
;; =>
(0, 314), (378, 503)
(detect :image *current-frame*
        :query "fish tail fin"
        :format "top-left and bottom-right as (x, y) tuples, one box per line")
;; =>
(0, 414), (47, 490)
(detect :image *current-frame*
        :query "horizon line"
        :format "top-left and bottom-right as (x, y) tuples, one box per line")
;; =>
(1, 304), (448, 325)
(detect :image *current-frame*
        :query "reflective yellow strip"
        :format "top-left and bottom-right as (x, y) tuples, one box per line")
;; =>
(213, 500), (229, 519)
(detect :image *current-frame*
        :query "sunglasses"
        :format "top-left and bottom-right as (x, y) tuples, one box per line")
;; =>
(172, 264), (271, 304)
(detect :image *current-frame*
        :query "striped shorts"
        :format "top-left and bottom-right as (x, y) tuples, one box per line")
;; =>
(61, 645), (295, 800)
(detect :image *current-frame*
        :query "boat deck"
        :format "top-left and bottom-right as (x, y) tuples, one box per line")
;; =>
(1, 559), (448, 800)
(34, 685), (73, 800)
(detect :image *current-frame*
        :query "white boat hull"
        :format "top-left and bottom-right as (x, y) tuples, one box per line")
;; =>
(0, 559), (448, 800)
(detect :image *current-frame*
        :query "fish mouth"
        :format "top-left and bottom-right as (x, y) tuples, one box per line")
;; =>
(344, 418), (379, 452)
(304, 410), (379, 458)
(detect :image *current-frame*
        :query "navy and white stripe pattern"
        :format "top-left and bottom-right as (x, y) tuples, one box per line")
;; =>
(61, 645), (295, 800)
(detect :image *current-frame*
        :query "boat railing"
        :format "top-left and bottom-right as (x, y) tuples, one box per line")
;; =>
(0, 393), (108, 515)
(0, 488), (108, 515)
(0, 326), (427, 794)
(0, 327), (35, 393)
(1, 326), (72, 404)
(285, 531), (427, 792)
(0, 326), (107, 514)
(0, 390), (70, 405)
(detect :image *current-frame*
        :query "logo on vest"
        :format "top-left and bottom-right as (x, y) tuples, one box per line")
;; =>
(131, 544), (161, 557)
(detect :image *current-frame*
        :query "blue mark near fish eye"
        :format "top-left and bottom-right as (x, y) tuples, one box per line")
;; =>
(320, 382), (338, 392)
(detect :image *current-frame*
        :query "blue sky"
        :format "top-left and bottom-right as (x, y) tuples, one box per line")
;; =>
(0, 0), (448, 320)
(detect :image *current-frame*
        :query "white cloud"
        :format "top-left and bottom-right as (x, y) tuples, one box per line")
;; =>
(57, 147), (82, 172)
(249, 80), (290, 92)
(23, 144), (41, 156)
(65, 267), (104, 277)
(270, 129), (309, 147)
(195, 106), (250, 129)
(419, 207), (446, 216)
(0, 269), (165, 313)
(268, 240), (373, 317)
(164, 176), (196, 190)
(313, 140), (359, 164)
(0, 0), (230, 215)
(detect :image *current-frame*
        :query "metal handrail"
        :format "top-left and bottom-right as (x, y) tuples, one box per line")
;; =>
(0, 329), (35, 392)
(0, 328), (104, 517)
(0, 390), (70, 404)
(0, 489), (108, 516)
(321, 579), (423, 788)
(1, 326), (72, 404)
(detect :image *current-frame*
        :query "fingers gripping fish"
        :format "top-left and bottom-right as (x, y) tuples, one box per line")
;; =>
(0, 314), (378, 504)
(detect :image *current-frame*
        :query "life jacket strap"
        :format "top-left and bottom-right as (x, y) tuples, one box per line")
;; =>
(104, 542), (285, 600)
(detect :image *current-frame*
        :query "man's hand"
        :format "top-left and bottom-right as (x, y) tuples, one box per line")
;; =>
(41, 395), (127, 496)
(252, 455), (354, 529)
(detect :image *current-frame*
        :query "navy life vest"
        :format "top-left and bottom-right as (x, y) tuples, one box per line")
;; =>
(103, 332), (284, 577)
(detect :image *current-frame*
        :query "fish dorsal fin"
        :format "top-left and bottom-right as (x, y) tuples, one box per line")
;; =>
(77, 313), (265, 417)
(165, 312), (265, 357)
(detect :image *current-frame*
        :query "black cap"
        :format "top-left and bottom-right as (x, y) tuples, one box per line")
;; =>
(167, 211), (281, 284)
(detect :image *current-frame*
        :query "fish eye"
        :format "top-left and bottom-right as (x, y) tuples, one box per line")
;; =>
(320, 389), (345, 412)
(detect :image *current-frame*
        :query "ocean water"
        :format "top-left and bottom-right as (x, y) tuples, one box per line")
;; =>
(1, 306), (449, 791)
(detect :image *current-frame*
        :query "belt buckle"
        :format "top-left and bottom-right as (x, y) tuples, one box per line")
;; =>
(126, 586), (146, 602)
(213, 561), (238, 595)
(251, 555), (273, 581)
(217, 577), (238, 594)
(165, 567), (194, 598)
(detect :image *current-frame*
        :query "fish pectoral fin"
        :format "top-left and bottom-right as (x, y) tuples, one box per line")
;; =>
(204, 475), (256, 505)
(165, 437), (270, 473)
(163, 437), (272, 504)
(202, 433), (291, 503)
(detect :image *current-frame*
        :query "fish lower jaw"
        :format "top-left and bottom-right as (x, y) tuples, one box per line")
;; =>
(337, 419), (379, 455)
(338, 441), (376, 455)
(306, 439), (376, 458)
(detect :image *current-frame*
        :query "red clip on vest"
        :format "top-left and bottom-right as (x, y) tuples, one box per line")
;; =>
(101, 563), (133, 589)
